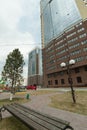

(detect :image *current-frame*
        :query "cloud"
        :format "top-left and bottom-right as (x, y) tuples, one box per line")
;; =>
(0, 0), (41, 78)
(0, 0), (23, 32)
(18, 0), (41, 42)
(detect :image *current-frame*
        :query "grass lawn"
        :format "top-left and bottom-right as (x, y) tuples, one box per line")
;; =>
(27, 89), (56, 95)
(0, 97), (30, 106)
(49, 91), (87, 115)
(1, 90), (86, 129)
(16, 89), (56, 96)
(0, 116), (30, 130)
(0, 90), (56, 130)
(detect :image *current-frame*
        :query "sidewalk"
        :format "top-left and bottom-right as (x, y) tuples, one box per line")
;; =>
(1, 92), (87, 130)
(24, 93), (87, 130)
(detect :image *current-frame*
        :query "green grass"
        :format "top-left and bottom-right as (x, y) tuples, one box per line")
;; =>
(0, 116), (30, 130)
(49, 91), (87, 115)
(0, 97), (30, 106)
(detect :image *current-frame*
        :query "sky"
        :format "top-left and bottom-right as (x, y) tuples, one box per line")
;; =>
(0, 0), (41, 79)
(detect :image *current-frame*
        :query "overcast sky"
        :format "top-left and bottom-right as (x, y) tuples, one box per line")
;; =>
(0, 0), (41, 79)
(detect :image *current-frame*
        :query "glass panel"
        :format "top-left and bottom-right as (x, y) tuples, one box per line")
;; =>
(41, 0), (81, 45)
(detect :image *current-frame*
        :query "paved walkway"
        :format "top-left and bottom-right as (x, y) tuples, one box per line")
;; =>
(24, 93), (87, 130)
(1, 92), (87, 130)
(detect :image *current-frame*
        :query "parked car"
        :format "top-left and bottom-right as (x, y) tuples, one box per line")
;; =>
(26, 85), (37, 90)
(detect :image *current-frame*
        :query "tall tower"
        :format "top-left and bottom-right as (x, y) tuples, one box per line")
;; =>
(40, 0), (87, 88)
(27, 47), (42, 87)
(40, 0), (87, 47)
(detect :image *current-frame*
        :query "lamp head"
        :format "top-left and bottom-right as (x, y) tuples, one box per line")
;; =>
(69, 59), (75, 65)
(60, 62), (66, 68)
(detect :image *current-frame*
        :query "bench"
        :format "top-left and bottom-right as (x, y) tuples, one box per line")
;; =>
(0, 106), (4, 120)
(2, 103), (74, 130)
(0, 107), (2, 120)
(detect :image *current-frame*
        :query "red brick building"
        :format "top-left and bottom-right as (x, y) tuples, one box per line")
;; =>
(40, 0), (87, 88)
(42, 20), (87, 87)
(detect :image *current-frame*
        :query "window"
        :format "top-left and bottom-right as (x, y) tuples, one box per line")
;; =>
(83, 47), (87, 52)
(55, 80), (58, 85)
(70, 50), (81, 56)
(48, 81), (50, 85)
(65, 27), (75, 33)
(75, 57), (84, 62)
(61, 79), (65, 84)
(50, 80), (52, 85)
(81, 40), (87, 45)
(66, 32), (76, 38)
(46, 66), (56, 71)
(77, 77), (82, 83)
(69, 43), (80, 49)
(48, 80), (52, 85)
(79, 33), (86, 38)
(77, 28), (84, 33)
(76, 22), (82, 27)
(84, 65), (87, 71)
(68, 37), (78, 44)
(56, 49), (66, 55)
(75, 68), (80, 73)
(68, 78), (73, 84)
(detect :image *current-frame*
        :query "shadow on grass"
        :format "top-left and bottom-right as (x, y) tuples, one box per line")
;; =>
(0, 116), (30, 130)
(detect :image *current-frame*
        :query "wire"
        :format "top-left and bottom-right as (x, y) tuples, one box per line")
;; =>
(0, 43), (41, 46)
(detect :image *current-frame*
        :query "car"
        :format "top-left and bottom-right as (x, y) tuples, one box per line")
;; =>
(26, 85), (37, 90)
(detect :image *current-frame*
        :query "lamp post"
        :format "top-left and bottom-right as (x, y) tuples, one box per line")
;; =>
(60, 59), (76, 103)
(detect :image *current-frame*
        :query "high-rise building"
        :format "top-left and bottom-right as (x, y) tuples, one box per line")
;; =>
(40, 0), (87, 87)
(27, 47), (43, 87)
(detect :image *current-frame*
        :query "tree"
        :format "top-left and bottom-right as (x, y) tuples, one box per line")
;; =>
(2, 49), (25, 93)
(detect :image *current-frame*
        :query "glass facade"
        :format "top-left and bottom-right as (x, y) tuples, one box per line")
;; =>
(28, 48), (42, 76)
(38, 49), (43, 75)
(28, 50), (36, 75)
(41, 0), (82, 46)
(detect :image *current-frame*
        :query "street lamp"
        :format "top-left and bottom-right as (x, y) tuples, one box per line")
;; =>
(60, 59), (76, 103)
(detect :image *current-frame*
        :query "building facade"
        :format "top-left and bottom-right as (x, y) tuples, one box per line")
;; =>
(27, 47), (43, 86)
(40, 0), (87, 87)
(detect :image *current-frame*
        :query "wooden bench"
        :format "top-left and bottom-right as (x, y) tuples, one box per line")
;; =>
(2, 103), (74, 130)
(0, 106), (5, 120)
(0, 107), (2, 120)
